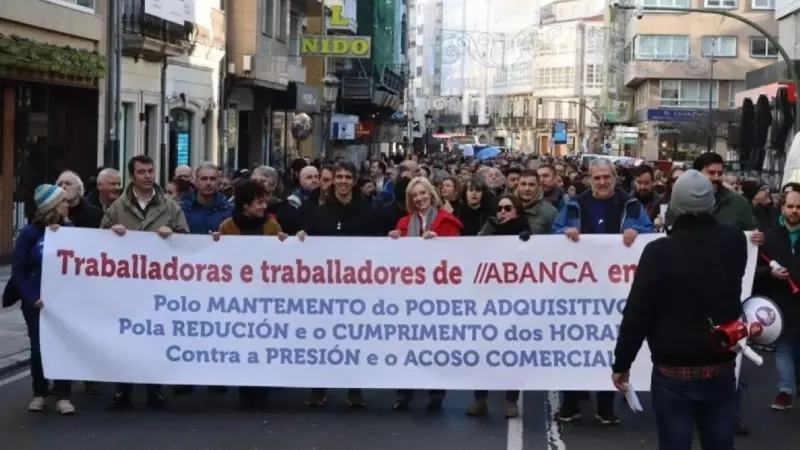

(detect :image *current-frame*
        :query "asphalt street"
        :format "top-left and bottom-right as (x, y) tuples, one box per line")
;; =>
(0, 356), (798, 450)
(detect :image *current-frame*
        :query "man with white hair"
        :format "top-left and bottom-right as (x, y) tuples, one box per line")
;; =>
(552, 157), (654, 426)
(55, 169), (104, 395)
(56, 170), (103, 228)
(87, 168), (122, 210)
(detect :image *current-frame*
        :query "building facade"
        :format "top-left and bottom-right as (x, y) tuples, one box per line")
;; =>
(0, 0), (107, 259)
(617, 1), (778, 160)
(407, 0), (607, 155)
(226, 0), (320, 173)
(488, 0), (606, 155)
(117, 0), (194, 184)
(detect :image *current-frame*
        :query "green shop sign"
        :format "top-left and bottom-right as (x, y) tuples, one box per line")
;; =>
(0, 34), (106, 79)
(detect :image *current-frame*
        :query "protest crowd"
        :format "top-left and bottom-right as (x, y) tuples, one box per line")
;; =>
(6, 146), (800, 448)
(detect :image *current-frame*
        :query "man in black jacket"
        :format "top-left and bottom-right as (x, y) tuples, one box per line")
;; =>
(297, 161), (377, 408)
(613, 169), (746, 450)
(754, 190), (800, 411)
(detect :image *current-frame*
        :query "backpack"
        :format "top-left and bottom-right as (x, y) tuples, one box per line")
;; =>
(2, 227), (43, 308)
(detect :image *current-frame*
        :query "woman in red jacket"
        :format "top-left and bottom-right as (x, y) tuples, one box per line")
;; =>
(390, 176), (462, 239)
(389, 176), (462, 412)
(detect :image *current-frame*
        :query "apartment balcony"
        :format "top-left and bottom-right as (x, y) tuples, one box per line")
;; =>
(436, 113), (462, 126)
(341, 75), (373, 101)
(536, 119), (577, 130)
(121, 0), (193, 61)
(378, 64), (407, 95)
(623, 58), (748, 88)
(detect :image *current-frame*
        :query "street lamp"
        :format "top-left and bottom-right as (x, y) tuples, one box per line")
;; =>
(424, 112), (433, 154)
(322, 74), (340, 161)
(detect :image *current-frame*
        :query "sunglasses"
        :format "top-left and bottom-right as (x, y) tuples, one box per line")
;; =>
(497, 204), (514, 213)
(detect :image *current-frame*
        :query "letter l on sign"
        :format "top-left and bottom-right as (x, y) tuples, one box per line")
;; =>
(330, 6), (350, 27)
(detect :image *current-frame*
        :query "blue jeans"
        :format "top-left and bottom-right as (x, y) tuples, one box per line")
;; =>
(651, 366), (736, 450)
(775, 338), (800, 393)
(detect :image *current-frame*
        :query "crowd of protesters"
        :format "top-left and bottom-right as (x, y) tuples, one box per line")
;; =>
(2, 147), (796, 441)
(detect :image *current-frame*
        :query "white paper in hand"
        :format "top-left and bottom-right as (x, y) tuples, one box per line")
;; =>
(625, 384), (644, 412)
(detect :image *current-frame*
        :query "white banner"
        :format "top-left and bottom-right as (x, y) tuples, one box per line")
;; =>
(40, 229), (757, 391)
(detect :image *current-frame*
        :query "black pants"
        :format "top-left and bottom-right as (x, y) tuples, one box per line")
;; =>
(310, 388), (361, 396)
(396, 389), (446, 399)
(115, 383), (161, 395)
(474, 390), (520, 402)
(22, 304), (70, 399)
(239, 386), (269, 401)
(562, 390), (614, 415)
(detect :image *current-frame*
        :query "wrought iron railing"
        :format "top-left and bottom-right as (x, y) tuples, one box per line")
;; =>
(121, 0), (193, 44)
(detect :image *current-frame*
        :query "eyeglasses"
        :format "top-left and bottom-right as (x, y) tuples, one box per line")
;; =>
(497, 205), (514, 213)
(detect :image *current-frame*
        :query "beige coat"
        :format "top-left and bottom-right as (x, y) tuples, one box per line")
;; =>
(100, 185), (189, 233)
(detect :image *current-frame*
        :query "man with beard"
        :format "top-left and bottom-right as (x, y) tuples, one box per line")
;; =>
(741, 180), (779, 230)
(756, 190), (800, 412)
(505, 167), (521, 195)
(537, 164), (570, 211)
(632, 165), (660, 221)
(665, 154), (758, 233)
(553, 158), (653, 426)
(296, 161), (377, 408)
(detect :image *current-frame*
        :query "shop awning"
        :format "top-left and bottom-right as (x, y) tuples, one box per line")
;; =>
(734, 81), (797, 106)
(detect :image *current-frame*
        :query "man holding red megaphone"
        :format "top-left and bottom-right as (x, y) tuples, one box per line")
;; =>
(613, 169), (747, 450)
(753, 189), (800, 412)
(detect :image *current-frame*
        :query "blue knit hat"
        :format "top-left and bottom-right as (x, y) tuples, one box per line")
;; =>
(34, 184), (66, 214)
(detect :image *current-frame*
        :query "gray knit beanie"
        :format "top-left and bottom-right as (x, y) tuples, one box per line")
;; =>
(670, 169), (715, 217)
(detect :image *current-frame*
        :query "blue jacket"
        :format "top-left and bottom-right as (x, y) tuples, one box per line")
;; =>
(11, 223), (72, 305)
(552, 189), (654, 235)
(180, 192), (233, 234)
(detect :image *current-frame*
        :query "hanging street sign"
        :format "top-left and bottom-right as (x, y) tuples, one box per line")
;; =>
(300, 35), (371, 58)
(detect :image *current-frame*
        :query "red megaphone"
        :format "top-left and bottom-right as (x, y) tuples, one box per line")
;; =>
(711, 320), (749, 353)
(760, 254), (800, 294)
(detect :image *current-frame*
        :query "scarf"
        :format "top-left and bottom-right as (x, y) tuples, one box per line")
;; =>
(407, 207), (438, 237)
(232, 208), (267, 236)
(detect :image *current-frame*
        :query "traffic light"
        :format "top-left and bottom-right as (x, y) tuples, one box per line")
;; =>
(537, 98), (543, 109)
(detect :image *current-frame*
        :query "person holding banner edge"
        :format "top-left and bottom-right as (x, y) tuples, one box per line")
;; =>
(213, 178), (286, 408)
(752, 190), (800, 412)
(468, 194), (531, 418)
(552, 157), (655, 426)
(295, 161), (378, 408)
(390, 175), (463, 412)
(10, 184), (75, 415)
(101, 155), (190, 410)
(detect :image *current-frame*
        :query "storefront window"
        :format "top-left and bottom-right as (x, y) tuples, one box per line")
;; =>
(271, 110), (284, 168)
(271, 110), (297, 170)
(169, 109), (192, 179)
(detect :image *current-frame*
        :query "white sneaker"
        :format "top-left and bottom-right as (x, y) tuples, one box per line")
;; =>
(28, 397), (45, 412)
(56, 399), (75, 415)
